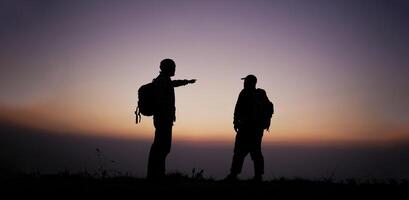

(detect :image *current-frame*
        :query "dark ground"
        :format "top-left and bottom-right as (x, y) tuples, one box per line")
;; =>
(2, 121), (409, 198)
(1, 172), (408, 199)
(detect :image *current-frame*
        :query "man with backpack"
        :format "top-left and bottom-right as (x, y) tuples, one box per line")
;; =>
(225, 74), (274, 181)
(144, 58), (196, 180)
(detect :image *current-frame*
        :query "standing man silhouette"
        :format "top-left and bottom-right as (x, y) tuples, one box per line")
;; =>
(225, 74), (273, 181)
(147, 58), (196, 180)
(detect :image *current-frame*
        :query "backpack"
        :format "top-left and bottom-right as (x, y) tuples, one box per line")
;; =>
(135, 82), (156, 124)
(255, 89), (274, 130)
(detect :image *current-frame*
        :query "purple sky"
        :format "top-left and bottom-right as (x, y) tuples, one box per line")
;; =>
(2, 0), (408, 143)
(1, 0), (409, 179)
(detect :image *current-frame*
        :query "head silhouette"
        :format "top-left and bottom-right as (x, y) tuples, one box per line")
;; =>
(160, 58), (176, 77)
(241, 74), (257, 90)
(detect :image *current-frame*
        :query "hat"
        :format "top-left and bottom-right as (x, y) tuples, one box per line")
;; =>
(241, 74), (257, 83)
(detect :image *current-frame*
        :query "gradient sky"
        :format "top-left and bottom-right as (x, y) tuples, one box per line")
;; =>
(1, 0), (409, 144)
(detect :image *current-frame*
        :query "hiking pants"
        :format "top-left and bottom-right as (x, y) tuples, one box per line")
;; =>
(230, 127), (264, 177)
(147, 120), (173, 179)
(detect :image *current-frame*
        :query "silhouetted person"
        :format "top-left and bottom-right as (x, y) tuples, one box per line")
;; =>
(147, 58), (196, 180)
(225, 74), (273, 182)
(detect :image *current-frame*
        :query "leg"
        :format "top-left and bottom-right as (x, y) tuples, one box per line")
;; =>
(147, 142), (160, 179)
(147, 123), (172, 179)
(229, 134), (249, 177)
(230, 152), (247, 176)
(250, 130), (264, 180)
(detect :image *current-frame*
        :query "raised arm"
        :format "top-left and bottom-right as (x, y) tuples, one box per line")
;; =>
(172, 79), (196, 87)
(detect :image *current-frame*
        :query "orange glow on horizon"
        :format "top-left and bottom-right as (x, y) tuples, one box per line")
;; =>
(1, 103), (408, 146)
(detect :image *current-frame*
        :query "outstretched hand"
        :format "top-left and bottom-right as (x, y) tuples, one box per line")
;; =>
(189, 79), (196, 84)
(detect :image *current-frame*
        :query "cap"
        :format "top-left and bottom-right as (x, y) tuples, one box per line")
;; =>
(241, 74), (257, 83)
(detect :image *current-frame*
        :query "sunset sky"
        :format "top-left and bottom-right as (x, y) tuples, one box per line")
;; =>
(1, 0), (409, 145)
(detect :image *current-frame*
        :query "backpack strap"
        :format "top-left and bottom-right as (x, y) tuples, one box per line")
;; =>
(135, 106), (142, 124)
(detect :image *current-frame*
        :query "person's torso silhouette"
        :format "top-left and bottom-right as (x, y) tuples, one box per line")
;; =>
(152, 73), (176, 125)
